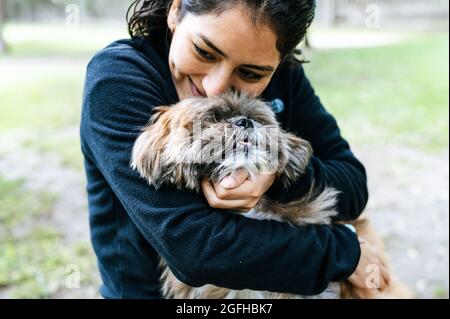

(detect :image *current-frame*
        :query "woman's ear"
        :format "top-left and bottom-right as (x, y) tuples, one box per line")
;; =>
(167, 0), (182, 32)
(277, 132), (313, 188)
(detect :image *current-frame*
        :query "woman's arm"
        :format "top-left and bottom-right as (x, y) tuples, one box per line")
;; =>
(265, 65), (369, 222)
(81, 45), (361, 295)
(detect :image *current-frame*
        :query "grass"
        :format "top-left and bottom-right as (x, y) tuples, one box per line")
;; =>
(0, 177), (99, 298)
(0, 74), (84, 132)
(23, 134), (84, 171)
(304, 33), (449, 152)
(434, 285), (448, 298)
(0, 179), (55, 232)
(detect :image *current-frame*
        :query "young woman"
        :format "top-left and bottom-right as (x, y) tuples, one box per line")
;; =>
(81, 0), (389, 299)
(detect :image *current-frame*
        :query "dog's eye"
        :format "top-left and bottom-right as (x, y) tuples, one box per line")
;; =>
(208, 108), (231, 123)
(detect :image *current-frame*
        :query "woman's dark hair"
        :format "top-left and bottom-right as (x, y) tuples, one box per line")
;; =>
(127, 0), (315, 65)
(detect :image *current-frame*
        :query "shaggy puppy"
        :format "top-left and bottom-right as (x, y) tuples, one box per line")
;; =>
(131, 92), (410, 299)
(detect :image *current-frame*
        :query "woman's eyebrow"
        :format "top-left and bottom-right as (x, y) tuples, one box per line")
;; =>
(198, 34), (227, 58)
(241, 64), (275, 72)
(197, 33), (275, 72)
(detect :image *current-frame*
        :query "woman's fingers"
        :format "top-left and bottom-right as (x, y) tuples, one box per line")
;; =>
(378, 272), (387, 291)
(369, 259), (390, 291)
(214, 179), (260, 201)
(201, 179), (218, 202)
(348, 236), (394, 293)
(201, 179), (255, 211)
(215, 171), (276, 201)
(379, 264), (391, 291)
(219, 169), (249, 189)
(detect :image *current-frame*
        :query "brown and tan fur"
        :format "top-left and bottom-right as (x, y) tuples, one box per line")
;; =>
(131, 92), (411, 299)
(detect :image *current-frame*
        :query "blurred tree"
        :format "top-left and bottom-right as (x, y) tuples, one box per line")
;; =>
(0, 0), (6, 53)
(323, 0), (337, 27)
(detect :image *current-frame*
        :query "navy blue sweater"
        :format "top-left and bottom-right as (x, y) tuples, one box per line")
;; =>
(80, 35), (367, 299)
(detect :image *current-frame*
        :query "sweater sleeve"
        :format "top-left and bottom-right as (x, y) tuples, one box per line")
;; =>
(80, 46), (361, 295)
(266, 65), (369, 222)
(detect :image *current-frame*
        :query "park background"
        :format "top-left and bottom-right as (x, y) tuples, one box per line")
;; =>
(0, 0), (448, 298)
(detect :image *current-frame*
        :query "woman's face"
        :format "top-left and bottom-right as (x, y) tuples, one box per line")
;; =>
(168, 4), (281, 100)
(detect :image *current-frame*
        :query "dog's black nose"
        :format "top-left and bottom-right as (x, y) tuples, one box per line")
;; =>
(235, 118), (254, 129)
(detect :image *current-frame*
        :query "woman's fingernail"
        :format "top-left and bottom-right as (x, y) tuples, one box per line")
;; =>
(220, 176), (235, 188)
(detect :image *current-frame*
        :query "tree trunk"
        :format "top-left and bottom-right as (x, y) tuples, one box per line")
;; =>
(322, 0), (337, 27)
(0, 0), (6, 53)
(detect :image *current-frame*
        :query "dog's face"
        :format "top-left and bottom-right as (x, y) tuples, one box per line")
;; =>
(131, 93), (312, 192)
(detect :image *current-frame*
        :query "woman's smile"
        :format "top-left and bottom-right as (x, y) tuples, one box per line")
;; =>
(189, 77), (206, 97)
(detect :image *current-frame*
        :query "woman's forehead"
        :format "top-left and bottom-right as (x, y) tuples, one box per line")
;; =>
(182, 7), (281, 65)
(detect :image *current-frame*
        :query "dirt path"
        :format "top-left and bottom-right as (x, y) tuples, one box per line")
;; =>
(0, 130), (99, 299)
(0, 129), (448, 298)
(354, 144), (449, 298)
(0, 129), (89, 243)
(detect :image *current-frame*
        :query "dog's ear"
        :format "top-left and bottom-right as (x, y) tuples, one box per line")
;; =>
(131, 104), (202, 192)
(131, 107), (172, 188)
(277, 132), (313, 188)
(150, 106), (171, 124)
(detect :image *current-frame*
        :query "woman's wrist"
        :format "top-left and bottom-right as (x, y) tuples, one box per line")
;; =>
(342, 225), (362, 280)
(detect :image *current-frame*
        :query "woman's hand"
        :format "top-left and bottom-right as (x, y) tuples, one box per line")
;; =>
(201, 169), (276, 212)
(348, 236), (391, 291)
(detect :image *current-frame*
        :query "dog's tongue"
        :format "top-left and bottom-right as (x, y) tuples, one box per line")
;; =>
(239, 136), (251, 146)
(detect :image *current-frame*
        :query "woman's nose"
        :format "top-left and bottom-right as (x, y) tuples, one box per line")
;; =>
(202, 69), (234, 97)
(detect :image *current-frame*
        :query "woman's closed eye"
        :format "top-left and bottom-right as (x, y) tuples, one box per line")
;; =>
(237, 68), (264, 82)
(193, 43), (267, 82)
(194, 43), (216, 61)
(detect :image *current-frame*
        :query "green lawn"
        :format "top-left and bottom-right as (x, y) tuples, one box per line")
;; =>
(304, 32), (449, 152)
(0, 74), (84, 131)
(0, 178), (99, 298)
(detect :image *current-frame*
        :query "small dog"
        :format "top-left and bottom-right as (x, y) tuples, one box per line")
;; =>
(131, 92), (410, 299)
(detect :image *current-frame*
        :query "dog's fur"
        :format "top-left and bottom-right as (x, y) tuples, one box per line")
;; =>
(131, 92), (411, 299)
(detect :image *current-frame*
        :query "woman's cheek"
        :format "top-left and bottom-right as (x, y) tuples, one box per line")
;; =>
(173, 52), (208, 77)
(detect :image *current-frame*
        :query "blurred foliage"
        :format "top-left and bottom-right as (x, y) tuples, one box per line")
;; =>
(4, 0), (133, 21)
(0, 23), (128, 169)
(0, 23), (128, 57)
